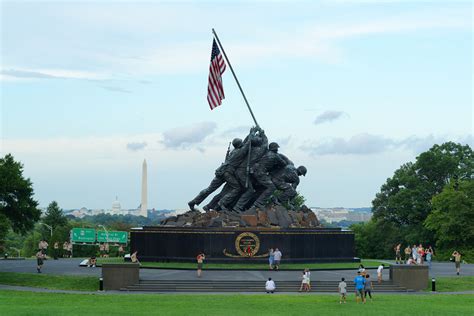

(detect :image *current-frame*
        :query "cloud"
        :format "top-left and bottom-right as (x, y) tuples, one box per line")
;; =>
(126, 142), (147, 151)
(314, 111), (347, 125)
(1, 68), (107, 81)
(1, 69), (57, 79)
(301, 134), (473, 156)
(302, 133), (395, 155)
(398, 134), (474, 154)
(138, 80), (153, 84)
(2, 5), (469, 79)
(101, 86), (132, 93)
(220, 125), (251, 138)
(161, 122), (217, 149)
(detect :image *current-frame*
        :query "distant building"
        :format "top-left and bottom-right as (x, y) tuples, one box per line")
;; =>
(310, 207), (372, 224)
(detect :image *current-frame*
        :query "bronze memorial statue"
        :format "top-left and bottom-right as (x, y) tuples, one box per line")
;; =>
(161, 126), (318, 229)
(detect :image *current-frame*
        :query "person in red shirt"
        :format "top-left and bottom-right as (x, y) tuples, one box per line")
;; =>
(196, 252), (205, 277)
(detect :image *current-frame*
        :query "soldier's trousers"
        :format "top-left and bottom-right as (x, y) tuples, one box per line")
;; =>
(233, 167), (255, 212)
(204, 184), (231, 210)
(190, 176), (225, 205)
(252, 168), (276, 209)
(272, 177), (296, 203)
(217, 171), (242, 209)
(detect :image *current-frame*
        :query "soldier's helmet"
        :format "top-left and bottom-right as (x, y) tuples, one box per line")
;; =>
(297, 166), (307, 176)
(268, 142), (280, 152)
(232, 138), (243, 148)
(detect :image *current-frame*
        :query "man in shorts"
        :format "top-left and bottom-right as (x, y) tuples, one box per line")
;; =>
(273, 248), (282, 270)
(452, 251), (462, 275)
(394, 243), (402, 264)
(354, 271), (366, 303)
(338, 277), (347, 304)
(36, 249), (44, 273)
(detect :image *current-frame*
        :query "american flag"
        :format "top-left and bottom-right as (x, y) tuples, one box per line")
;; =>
(207, 39), (226, 110)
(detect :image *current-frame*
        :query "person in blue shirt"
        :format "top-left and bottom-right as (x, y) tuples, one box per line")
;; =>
(354, 271), (366, 303)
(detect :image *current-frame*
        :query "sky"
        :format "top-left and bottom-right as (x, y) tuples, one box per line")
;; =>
(1, 0), (472, 210)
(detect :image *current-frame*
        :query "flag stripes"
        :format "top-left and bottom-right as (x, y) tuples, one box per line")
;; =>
(207, 39), (226, 110)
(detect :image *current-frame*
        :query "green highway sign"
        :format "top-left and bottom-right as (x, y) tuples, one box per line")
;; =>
(71, 228), (96, 243)
(97, 231), (128, 243)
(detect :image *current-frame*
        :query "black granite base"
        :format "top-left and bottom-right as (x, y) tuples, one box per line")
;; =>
(130, 226), (356, 263)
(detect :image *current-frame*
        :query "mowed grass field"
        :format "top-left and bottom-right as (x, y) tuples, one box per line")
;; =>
(0, 272), (98, 291)
(1, 291), (473, 316)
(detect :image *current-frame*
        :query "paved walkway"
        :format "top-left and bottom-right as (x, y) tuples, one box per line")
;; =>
(1, 258), (473, 282)
(1, 284), (473, 296)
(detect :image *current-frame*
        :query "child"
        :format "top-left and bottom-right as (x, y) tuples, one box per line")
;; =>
(364, 274), (373, 301)
(338, 277), (347, 304)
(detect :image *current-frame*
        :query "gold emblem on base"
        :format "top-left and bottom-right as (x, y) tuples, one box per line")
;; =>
(223, 232), (268, 258)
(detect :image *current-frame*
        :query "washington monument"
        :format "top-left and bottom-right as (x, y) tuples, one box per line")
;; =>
(140, 159), (148, 217)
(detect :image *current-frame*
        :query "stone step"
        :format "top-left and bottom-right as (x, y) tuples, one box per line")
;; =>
(121, 280), (407, 292)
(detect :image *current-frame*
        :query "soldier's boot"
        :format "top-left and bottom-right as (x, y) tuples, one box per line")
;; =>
(188, 201), (196, 211)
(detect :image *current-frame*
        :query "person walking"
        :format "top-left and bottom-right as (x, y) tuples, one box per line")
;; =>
(338, 277), (347, 304)
(196, 252), (205, 277)
(36, 250), (45, 273)
(364, 274), (373, 301)
(354, 271), (366, 304)
(305, 268), (311, 292)
(299, 270), (309, 292)
(268, 248), (274, 270)
(265, 277), (276, 293)
(394, 243), (402, 264)
(273, 248), (282, 270)
(452, 251), (462, 275)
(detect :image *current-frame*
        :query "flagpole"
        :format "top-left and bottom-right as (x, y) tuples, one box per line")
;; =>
(212, 28), (260, 128)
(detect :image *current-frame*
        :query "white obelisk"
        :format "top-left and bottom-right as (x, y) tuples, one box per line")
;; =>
(140, 159), (148, 217)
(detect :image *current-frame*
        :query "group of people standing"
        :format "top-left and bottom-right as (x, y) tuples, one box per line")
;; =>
(395, 243), (434, 267)
(268, 248), (282, 270)
(35, 239), (73, 272)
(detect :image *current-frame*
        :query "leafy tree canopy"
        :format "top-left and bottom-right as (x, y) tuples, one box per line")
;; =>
(0, 154), (40, 235)
(43, 201), (68, 230)
(371, 142), (473, 245)
(425, 179), (474, 250)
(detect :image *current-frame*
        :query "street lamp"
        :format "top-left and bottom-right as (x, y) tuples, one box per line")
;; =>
(40, 223), (53, 238)
(98, 224), (109, 243)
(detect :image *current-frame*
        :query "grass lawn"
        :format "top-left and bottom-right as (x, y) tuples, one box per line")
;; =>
(1, 291), (473, 316)
(97, 258), (386, 270)
(427, 276), (474, 292)
(0, 272), (98, 291)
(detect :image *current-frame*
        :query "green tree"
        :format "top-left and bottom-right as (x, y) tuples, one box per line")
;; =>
(43, 201), (68, 231)
(0, 154), (40, 249)
(425, 179), (474, 252)
(371, 142), (473, 248)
